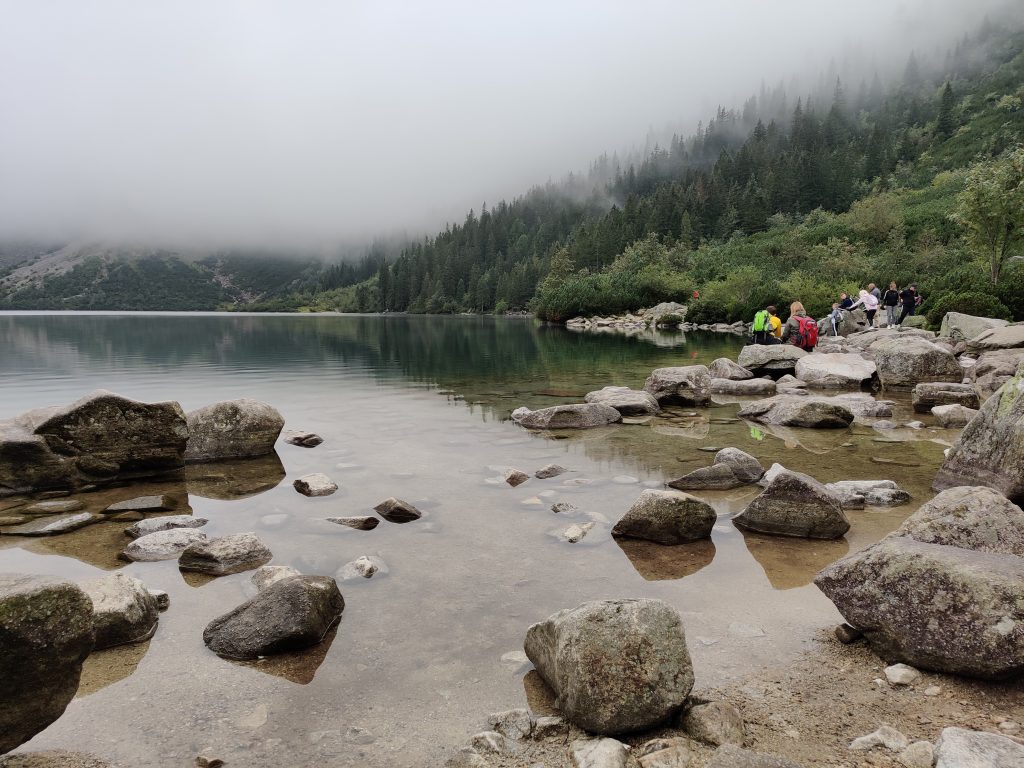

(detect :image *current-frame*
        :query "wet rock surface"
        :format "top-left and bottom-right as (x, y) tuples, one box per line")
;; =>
(513, 403), (623, 429)
(714, 448), (764, 483)
(203, 575), (344, 660)
(734, 470), (849, 539)
(0, 574), (95, 754)
(103, 495), (177, 514)
(524, 598), (694, 734)
(120, 528), (208, 561)
(80, 572), (159, 649)
(612, 489), (717, 544)
(668, 463), (744, 490)
(184, 399), (284, 461)
(736, 396), (854, 429)
(643, 366), (712, 406)
(178, 532), (273, 576)
(584, 386), (660, 415)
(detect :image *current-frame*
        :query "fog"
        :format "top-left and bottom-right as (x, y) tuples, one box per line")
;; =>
(0, 0), (1010, 251)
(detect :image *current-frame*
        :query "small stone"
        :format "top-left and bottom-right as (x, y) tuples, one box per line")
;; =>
(195, 757), (224, 768)
(923, 686), (941, 697)
(284, 430), (324, 447)
(325, 516), (379, 530)
(639, 744), (692, 768)
(551, 502), (579, 514)
(487, 708), (535, 740)
(834, 623), (863, 644)
(149, 589), (170, 610)
(533, 716), (567, 739)
(374, 497), (422, 523)
(850, 725), (909, 751)
(121, 528), (208, 562)
(505, 469), (530, 487)
(337, 555), (388, 581)
(570, 738), (629, 768)
(178, 533), (273, 576)
(251, 565), (301, 591)
(896, 741), (933, 768)
(471, 730), (513, 755)
(293, 473), (338, 497)
(681, 701), (745, 746)
(884, 663), (921, 686)
(563, 522), (594, 543)
(999, 721), (1020, 734)
(535, 464), (567, 479)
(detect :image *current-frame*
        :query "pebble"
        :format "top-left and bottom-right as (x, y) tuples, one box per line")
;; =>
(884, 663), (921, 686)
(850, 725), (909, 751)
(293, 473), (339, 497)
(923, 685), (941, 697)
(535, 464), (567, 479)
(470, 731), (513, 755)
(505, 469), (530, 487)
(834, 624), (863, 644)
(325, 516), (379, 530)
(533, 716), (567, 739)
(551, 502), (579, 514)
(563, 523), (594, 543)
(487, 708), (535, 740)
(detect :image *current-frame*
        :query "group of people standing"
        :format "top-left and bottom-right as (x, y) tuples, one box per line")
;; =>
(750, 281), (923, 352)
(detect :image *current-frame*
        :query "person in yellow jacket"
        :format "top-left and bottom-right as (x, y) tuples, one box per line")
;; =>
(769, 309), (783, 340)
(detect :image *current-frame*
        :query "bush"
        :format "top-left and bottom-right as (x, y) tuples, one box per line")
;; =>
(995, 266), (1024, 320)
(924, 290), (1012, 327)
(686, 296), (729, 324)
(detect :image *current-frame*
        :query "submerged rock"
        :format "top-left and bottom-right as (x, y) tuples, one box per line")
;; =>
(178, 532), (273, 576)
(612, 489), (716, 544)
(825, 480), (910, 508)
(708, 357), (754, 381)
(374, 497), (422, 523)
(643, 366), (712, 406)
(794, 353), (876, 389)
(203, 575), (344, 660)
(121, 528), (208, 561)
(0, 574), (95, 754)
(873, 337), (961, 388)
(505, 469), (530, 487)
(21, 500), (84, 515)
(293, 473), (339, 497)
(0, 512), (97, 537)
(933, 363), (1024, 502)
(103, 495), (177, 514)
(123, 514), (207, 539)
(734, 470), (849, 539)
(535, 464), (567, 479)
(184, 399), (284, 461)
(584, 386), (660, 415)
(325, 515), (379, 530)
(815, 536), (1024, 678)
(80, 572), (159, 649)
(513, 403), (622, 430)
(525, 598), (694, 734)
(911, 382), (980, 413)
(561, 522), (595, 543)
(337, 555), (388, 580)
(737, 395), (854, 429)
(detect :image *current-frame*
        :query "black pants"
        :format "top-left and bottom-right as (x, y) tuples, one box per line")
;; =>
(752, 331), (780, 345)
(899, 304), (914, 324)
(866, 309), (876, 325)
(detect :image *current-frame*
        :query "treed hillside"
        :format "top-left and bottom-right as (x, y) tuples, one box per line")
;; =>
(310, 18), (1024, 324)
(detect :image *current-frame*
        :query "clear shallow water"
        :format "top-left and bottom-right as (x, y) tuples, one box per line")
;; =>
(0, 313), (953, 767)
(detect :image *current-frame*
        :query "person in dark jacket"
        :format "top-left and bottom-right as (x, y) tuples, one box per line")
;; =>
(838, 292), (854, 310)
(899, 284), (917, 325)
(882, 282), (900, 327)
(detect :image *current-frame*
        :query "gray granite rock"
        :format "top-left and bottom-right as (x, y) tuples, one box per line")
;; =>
(184, 399), (284, 461)
(178, 532), (273, 576)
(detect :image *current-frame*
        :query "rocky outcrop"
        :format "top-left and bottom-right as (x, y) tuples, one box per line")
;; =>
(895, 485), (1024, 555)
(736, 345), (807, 376)
(815, 536), (1024, 678)
(524, 598), (694, 734)
(966, 323), (1024, 353)
(0, 390), (187, 495)
(203, 575), (344, 659)
(708, 358), (753, 381)
(734, 470), (849, 539)
(178, 533), (273, 576)
(969, 349), (1024, 400)
(938, 312), (1010, 342)
(584, 387), (660, 416)
(611, 489), (716, 544)
(0, 574), (95, 754)
(184, 399), (284, 461)
(794, 353), (876, 389)
(933, 727), (1024, 767)
(709, 378), (777, 396)
(736, 395), (854, 429)
(931, 403), (978, 428)
(911, 382), (980, 413)
(873, 338), (962, 388)
(513, 403), (622, 430)
(80, 573), (159, 649)
(120, 528), (208, 562)
(933, 363), (1024, 503)
(643, 366), (712, 406)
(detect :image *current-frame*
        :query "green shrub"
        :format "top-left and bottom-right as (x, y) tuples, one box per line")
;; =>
(924, 290), (1012, 327)
(995, 266), (1024, 320)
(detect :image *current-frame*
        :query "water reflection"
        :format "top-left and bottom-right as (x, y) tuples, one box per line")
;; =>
(740, 531), (851, 590)
(77, 640), (151, 698)
(615, 538), (716, 581)
(229, 625), (339, 685)
(185, 453), (286, 500)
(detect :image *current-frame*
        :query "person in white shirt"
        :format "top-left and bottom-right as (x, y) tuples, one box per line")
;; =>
(849, 289), (880, 326)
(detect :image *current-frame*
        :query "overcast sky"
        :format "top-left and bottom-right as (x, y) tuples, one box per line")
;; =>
(0, 0), (1008, 251)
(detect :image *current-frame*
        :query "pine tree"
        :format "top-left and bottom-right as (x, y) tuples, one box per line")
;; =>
(936, 81), (956, 138)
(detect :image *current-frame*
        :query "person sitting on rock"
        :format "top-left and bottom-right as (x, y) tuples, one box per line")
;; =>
(782, 301), (818, 351)
(838, 292), (854, 310)
(751, 305), (779, 345)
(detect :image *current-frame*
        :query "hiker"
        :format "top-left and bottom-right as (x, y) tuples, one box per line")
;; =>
(882, 282), (900, 327)
(751, 305), (780, 345)
(868, 283), (882, 326)
(769, 307), (783, 341)
(781, 301), (818, 351)
(827, 302), (843, 336)
(838, 292), (854, 310)
(899, 283), (918, 325)
(849, 288), (879, 326)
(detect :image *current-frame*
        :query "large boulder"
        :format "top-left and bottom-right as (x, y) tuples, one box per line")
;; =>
(0, 574), (96, 754)
(895, 485), (1024, 556)
(846, 327), (936, 350)
(736, 345), (807, 376)
(933, 727), (1024, 767)
(708, 358), (753, 381)
(203, 575), (344, 659)
(966, 323), (1024, 353)
(0, 390), (187, 495)
(611, 489), (716, 544)
(969, 349), (1024, 400)
(178, 533), (273, 576)
(184, 399), (284, 462)
(933, 363), (1024, 503)
(794, 353), (876, 389)
(815, 536), (1024, 678)
(709, 378), (777, 396)
(584, 387), (660, 416)
(643, 366), (711, 406)
(714, 448), (765, 483)
(80, 573), (159, 649)
(524, 599), (694, 734)
(513, 403), (622, 430)
(873, 338), (962, 388)
(911, 382), (980, 413)
(734, 470), (849, 539)
(939, 312), (1010, 342)
(736, 395), (854, 429)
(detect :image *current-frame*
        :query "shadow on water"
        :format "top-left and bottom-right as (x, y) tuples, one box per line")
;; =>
(227, 625), (340, 685)
(740, 531), (851, 591)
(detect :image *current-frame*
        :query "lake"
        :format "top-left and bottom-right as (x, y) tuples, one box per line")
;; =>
(0, 313), (950, 767)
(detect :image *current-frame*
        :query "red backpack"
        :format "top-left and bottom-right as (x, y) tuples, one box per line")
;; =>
(790, 315), (818, 349)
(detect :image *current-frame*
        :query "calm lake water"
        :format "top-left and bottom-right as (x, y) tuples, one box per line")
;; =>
(0, 313), (953, 767)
